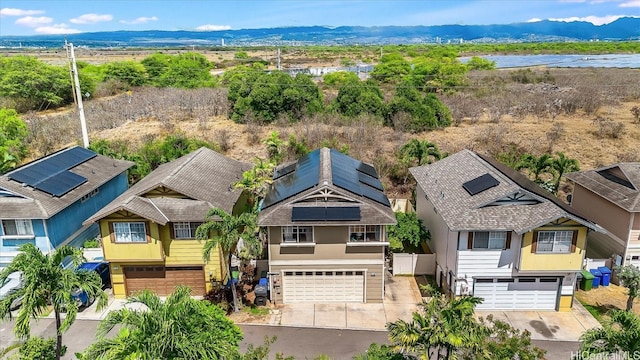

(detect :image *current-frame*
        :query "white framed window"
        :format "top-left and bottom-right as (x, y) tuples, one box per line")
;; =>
(1, 219), (34, 236)
(282, 226), (313, 243)
(536, 230), (573, 253)
(349, 225), (381, 242)
(472, 231), (508, 250)
(112, 222), (147, 243)
(173, 222), (203, 239)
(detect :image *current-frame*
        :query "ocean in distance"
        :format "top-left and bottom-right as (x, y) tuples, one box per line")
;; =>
(461, 54), (640, 69)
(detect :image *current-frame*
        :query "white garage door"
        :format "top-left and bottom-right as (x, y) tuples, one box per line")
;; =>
(282, 270), (365, 303)
(474, 277), (559, 310)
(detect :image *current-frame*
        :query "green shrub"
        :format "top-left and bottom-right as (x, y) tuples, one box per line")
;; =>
(18, 337), (65, 360)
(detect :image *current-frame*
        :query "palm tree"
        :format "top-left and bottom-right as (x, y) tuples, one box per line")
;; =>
(263, 131), (286, 164)
(234, 158), (274, 210)
(388, 294), (486, 359)
(0, 244), (107, 360)
(516, 153), (554, 184)
(399, 139), (442, 167)
(551, 152), (579, 194)
(580, 310), (640, 356)
(80, 286), (242, 359)
(196, 208), (260, 312)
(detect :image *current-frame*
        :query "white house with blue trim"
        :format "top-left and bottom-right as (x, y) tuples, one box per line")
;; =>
(0, 146), (133, 268)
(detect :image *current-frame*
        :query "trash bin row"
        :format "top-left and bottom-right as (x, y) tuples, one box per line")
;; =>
(579, 266), (612, 291)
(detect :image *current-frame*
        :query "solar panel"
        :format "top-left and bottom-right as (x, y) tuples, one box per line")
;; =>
(273, 163), (296, 179)
(34, 171), (87, 197)
(261, 149), (320, 209)
(357, 162), (378, 178)
(361, 186), (391, 207)
(332, 174), (362, 196)
(358, 172), (383, 190)
(462, 173), (500, 196)
(326, 207), (361, 221)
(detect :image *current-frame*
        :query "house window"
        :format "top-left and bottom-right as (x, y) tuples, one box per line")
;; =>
(282, 226), (313, 243)
(472, 231), (507, 250)
(349, 225), (381, 242)
(173, 222), (203, 239)
(80, 188), (99, 203)
(536, 230), (574, 253)
(113, 222), (147, 243)
(1, 219), (33, 236)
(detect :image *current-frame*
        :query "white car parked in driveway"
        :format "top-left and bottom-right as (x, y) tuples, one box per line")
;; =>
(0, 272), (24, 310)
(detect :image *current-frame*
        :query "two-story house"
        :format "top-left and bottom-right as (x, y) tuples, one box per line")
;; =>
(258, 148), (396, 304)
(410, 149), (600, 311)
(566, 162), (640, 266)
(0, 146), (133, 268)
(83, 147), (250, 299)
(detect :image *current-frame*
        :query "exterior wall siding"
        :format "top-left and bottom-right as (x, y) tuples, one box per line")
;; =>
(519, 221), (587, 271)
(100, 218), (164, 261)
(571, 184), (631, 241)
(160, 225), (225, 283)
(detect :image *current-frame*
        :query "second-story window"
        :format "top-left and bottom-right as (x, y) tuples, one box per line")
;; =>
(282, 226), (313, 243)
(173, 222), (203, 239)
(349, 225), (381, 242)
(113, 222), (147, 243)
(535, 230), (574, 253)
(1, 219), (34, 236)
(471, 231), (508, 250)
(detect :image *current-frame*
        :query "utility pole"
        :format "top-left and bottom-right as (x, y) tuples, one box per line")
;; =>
(277, 48), (281, 71)
(65, 41), (89, 148)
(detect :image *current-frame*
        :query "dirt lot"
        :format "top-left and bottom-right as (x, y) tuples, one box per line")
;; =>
(575, 283), (640, 319)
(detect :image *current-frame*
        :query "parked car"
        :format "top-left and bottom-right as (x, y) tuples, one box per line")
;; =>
(71, 262), (110, 307)
(0, 272), (24, 310)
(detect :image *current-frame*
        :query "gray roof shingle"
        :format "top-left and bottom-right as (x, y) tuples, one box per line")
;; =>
(0, 146), (134, 219)
(84, 147), (250, 225)
(566, 163), (640, 212)
(409, 149), (598, 234)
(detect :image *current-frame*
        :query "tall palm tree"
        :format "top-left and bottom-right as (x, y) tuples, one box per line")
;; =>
(516, 153), (554, 184)
(234, 158), (274, 210)
(0, 244), (107, 360)
(196, 208), (260, 312)
(263, 131), (285, 164)
(388, 294), (486, 360)
(580, 310), (640, 356)
(551, 152), (579, 194)
(399, 139), (442, 167)
(80, 286), (242, 360)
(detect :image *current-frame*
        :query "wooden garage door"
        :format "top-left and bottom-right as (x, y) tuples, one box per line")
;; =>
(124, 266), (205, 296)
(282, 270), (364, 303)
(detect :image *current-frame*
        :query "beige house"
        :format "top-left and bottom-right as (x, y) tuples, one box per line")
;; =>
(258, 148), (396, 304)
(566, 163), (640, 266)
(410, 150), (600, 311)
(84, 147), (250, 299)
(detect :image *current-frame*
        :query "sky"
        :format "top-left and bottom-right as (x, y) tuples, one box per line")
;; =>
(1, 0), (639, 36)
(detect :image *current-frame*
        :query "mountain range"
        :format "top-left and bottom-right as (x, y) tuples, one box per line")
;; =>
(2, 17), (639, 48)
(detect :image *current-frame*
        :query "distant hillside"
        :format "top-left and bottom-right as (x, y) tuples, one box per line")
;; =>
(2, 17), (640, 48)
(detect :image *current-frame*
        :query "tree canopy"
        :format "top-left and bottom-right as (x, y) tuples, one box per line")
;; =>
(0, 108), (28, 173)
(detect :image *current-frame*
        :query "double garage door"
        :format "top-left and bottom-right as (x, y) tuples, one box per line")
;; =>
(124, 266), (206, 296)
(473, 277), (560, 310)
(282, 270), (365, 303)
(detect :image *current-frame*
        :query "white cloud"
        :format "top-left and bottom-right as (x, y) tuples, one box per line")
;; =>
(119, 16), (158, 25)
(0, 8), (44, 17)
(620, 0), (640, 7)
(69, 13), (112, 24)
(35, 23), (81, 34)
(195, 24), (232, 31)
(15, 16), (53, 27)
(527, 18), (543, 22)
(548, 14), (634, 25)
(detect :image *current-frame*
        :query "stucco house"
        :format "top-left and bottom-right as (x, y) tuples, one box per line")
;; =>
(0, 146), (133, 268)
(566, 162), (640, 266)
(410, 149), (600, 311)
(258, 148), (396, 304)
(83, 147), (250, 299)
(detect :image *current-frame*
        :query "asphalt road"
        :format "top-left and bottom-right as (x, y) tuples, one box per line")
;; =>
(1, 319), (581, 359)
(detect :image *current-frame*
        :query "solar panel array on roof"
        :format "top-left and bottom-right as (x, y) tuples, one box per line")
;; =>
(273, 162), (297, 180)
(292, 206), (361, 221)
(262, 150), (320, 209)
(462, 173), (500, 196)
(7, 147), (96, 197)
(330, 149), (390, 207)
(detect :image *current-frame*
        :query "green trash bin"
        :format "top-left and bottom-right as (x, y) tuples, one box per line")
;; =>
(580, 270), (595, 291)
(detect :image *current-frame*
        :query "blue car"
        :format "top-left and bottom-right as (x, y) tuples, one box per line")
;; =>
(71, 262), (110, 307)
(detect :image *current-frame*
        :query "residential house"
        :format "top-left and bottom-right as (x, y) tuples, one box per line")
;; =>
(83, 147), (250, 299)
(409, 149), (600, 311)
(0, 146), (133, 268)
(566, 162), (640, 266)
(258, 148), (396, 304)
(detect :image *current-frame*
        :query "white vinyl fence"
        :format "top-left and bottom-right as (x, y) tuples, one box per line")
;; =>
(392, 253), (435, 276)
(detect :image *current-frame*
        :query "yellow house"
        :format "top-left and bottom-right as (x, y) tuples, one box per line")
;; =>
(410, 150), (602, 312)
(84, 148), (250, 299)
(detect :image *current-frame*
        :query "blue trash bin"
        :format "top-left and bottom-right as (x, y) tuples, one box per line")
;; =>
(598, 266), (612, 286)
(590, 269), (602, 288)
